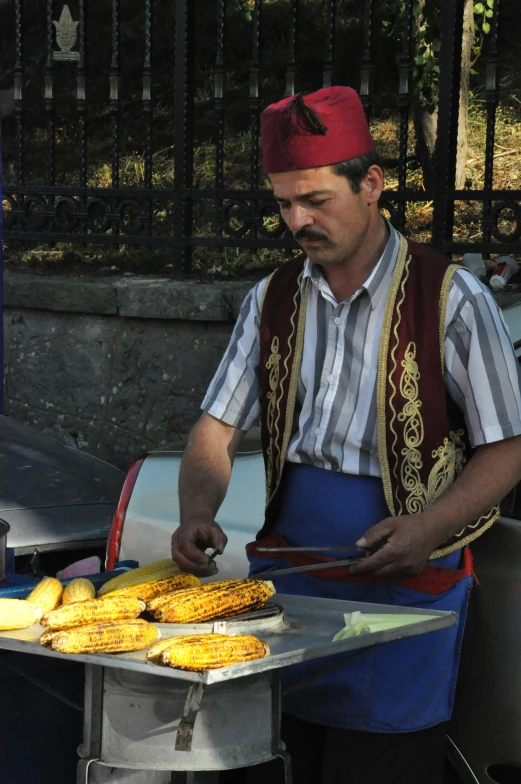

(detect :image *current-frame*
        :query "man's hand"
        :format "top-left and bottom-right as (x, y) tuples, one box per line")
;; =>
(171, 520), (228, 577)
(349, 515), (439, 579)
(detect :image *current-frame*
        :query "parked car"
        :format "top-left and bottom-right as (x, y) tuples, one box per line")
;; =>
(0, 414), (125, 783)
(1, 414), (124, 574)
(110, 300), (521, 784)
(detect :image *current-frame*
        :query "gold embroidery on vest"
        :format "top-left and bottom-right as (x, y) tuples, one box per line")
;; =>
(277, 275), (309, 488)
(431, 506), (500, 558)
(265, 336), (281, 497)
(427, 430), (466, 504)
(398, 342), (468, 515)
(265, 268), (306, 505)
(397, 342), (424, 514)
(387, 249), (412, 517)
(376, 233), (409, 517)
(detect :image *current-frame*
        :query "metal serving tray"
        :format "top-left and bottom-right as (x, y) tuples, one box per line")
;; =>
(0, 594), (456, 685)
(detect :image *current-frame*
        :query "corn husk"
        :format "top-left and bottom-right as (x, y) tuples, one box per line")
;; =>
(332, 611), (438, 642)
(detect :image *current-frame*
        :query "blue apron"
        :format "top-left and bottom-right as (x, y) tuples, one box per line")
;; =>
(247, 463), (472, 733)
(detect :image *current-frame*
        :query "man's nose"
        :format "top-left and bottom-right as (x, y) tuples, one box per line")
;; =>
(286, 205), (313, 235)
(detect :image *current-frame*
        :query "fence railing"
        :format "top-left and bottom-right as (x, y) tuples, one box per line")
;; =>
(1, 0), (520, 272)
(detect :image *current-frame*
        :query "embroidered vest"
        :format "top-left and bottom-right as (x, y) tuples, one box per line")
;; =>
(259, 233), (499, 558)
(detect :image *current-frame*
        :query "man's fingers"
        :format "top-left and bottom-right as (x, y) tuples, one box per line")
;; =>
(356, 519), (396, 550)
(171, 522), (226, 576)
(349, 543), (395, 575)
(171, 542), (219, 577)
(171, 533), (199, 573)
(178, 523), (223, 564)
(209, 527), (228, 553)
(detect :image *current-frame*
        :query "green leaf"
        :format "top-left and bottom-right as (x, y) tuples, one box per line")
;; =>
(432, 40), (441, 52)
(483, 21), (491, 33)
(433, 64), (440, 73)
(473, 2), (485, 12)
(486, 0), (494, 7)
(485, 8), (493, 16)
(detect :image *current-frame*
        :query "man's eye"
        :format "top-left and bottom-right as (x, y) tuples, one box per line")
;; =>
(310, 200), (327, 207)
(278, 203), (290, 210)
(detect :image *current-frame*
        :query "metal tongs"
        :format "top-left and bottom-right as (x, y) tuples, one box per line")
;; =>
(205, 544), (375, 579)
(252, 545), (367, 578)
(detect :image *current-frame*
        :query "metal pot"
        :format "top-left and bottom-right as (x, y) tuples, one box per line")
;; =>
(0, 519), (11, 583)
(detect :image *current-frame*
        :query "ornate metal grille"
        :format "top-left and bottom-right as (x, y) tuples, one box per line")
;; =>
(1, 0), (519, 272)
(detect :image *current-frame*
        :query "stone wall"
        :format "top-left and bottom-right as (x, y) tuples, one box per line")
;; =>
(4, 271), (521, 470)
(2, 273), (252, 468)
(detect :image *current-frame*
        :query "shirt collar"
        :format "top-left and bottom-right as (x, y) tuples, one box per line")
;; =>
(301, 220), (400, 311)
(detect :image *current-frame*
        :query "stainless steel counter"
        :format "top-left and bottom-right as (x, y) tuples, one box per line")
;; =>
(0, 594), (456, 685)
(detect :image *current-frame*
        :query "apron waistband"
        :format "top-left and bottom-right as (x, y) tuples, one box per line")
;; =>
(246, 532), (475, 596)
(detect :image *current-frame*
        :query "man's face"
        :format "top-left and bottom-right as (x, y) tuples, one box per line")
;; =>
(269, 165), (381, 267)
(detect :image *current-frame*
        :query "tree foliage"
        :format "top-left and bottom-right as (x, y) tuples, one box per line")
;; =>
(379, 0), (494, 112)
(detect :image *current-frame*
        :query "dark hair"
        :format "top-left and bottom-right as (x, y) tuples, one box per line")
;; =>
(333, 151), (382, 194)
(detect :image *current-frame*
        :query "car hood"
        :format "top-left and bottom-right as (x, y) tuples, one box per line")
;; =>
(0, 415), (124, 512)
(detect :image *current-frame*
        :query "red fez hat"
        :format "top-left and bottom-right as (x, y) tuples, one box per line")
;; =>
(261, 86), (374, 174)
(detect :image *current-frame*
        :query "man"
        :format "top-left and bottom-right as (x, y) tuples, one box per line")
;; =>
(171, 87), (521, 784)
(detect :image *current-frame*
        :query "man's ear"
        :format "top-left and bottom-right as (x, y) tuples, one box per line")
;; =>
(364, 165), (384, 205)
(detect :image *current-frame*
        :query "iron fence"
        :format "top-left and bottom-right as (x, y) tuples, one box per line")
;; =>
(0, 0), (520, 272)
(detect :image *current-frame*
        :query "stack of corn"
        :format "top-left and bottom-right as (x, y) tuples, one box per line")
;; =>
(0, 562), (276, 667)
(39, 594), (159, 654)
(0, 559), (186, 639)
(34, 560), (198, 655)
(147, 578), (276, 624)
(101, 573), (200, 604)
(147, 633), (270, 671)
(0, 577), (64, 631)
(62, 578), (96, 605)
(0, 599), (42, 631)
(98, 559), (181, 597)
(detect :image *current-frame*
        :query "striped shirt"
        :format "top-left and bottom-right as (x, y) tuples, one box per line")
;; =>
(202, 225), (521, 478)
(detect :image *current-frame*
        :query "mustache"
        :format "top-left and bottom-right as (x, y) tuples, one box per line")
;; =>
(294, 227), (328, 242)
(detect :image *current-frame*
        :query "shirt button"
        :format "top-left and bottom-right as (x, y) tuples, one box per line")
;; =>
(314, 428), (321, 436)
(327, 374), (334, 383)
(334, 317), (341, 325)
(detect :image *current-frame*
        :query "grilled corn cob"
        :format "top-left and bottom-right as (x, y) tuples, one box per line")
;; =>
(62, 578), (96, 605)
(99, 559), (180, 596)
(41, 595), (145, 631)
(26, 577), (63, 616)
(155, 579), (275, 624)
(105, 573), (200, 603)
(40, 618), (159, 654)
(39, 628), (60, 647)
(147, 580), (255, 617)
(146, 636), (181, 663)
(0, 598), (42, 630)
(146, 584), (205, 614)
(200, 579), (247, 592)
(146, 580), (244, 615)
(160, 633), (269, 671)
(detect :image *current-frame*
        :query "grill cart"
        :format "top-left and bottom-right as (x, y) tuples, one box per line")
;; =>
(0, 593), (456, 784)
